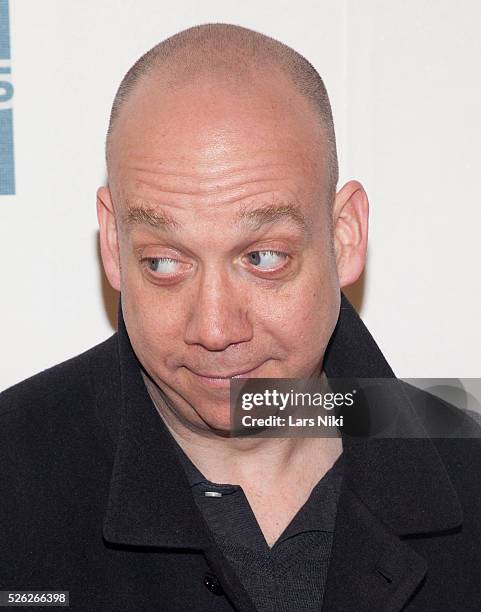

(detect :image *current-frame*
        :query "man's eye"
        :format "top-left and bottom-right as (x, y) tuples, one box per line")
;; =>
(145, 257), (179, 274)
(246, 250), (288, 270)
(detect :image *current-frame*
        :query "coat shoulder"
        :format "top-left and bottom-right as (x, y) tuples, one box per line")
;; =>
(0, 333), (120, 447)
(0, 335), (121, 587)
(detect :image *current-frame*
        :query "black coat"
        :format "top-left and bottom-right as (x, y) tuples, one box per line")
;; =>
(1, 294), (480, 611)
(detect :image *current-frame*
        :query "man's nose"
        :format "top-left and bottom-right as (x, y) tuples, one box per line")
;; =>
(184, 268), (253, 351)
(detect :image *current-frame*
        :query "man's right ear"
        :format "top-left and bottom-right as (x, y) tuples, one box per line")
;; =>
(96, 186), (121, 292)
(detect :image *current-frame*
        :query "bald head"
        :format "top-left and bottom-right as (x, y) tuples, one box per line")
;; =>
(105, 23), (339, 200)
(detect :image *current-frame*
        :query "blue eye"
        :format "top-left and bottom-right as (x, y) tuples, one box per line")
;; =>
(247, 250), (287, 269)
(146, 257), (179, 274)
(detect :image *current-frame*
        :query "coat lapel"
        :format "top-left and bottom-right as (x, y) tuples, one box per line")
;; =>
(321, 434), (463, 612)
(321, 482), (428, 612)
(101, 308), (213, 548)
(321, 295), (463, 611)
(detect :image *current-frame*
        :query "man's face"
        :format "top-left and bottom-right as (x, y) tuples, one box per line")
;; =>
(101, 72), (343, 433)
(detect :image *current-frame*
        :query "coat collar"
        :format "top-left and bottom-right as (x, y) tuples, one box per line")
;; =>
(101, 292), (463, 611)
(324, 296), (462, 536)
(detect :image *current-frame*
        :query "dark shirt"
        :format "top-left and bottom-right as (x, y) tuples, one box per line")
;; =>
(173, 439), (344, 612)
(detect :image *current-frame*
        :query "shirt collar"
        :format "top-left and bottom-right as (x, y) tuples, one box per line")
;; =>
(171, 425), (344, 543)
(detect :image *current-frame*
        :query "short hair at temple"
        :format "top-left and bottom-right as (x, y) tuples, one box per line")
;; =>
(105, 23), (339, 201)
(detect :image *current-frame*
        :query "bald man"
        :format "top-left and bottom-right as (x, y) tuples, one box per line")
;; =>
(1, 23), (481, 612)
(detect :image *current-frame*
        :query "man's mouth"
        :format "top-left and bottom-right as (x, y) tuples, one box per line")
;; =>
(185, 363), (266, 387)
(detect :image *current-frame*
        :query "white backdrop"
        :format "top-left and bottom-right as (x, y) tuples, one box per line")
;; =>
(1, 0), (480, 390)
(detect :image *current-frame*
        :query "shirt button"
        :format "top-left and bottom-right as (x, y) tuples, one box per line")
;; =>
(204, 573), (224, 595)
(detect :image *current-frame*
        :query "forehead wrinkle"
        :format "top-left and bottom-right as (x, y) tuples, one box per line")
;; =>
(121, 158), (303, 192)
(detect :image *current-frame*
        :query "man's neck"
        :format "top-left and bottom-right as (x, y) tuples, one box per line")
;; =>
(140, 369), (343, 495)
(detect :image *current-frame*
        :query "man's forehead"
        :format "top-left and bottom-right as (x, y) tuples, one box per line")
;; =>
(109, 68), (325, 164)
(107, 74), (330, 228)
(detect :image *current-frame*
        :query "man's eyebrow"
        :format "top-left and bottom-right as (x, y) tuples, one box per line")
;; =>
(122, 202), (182, 231)
(234, 202), (309, 233)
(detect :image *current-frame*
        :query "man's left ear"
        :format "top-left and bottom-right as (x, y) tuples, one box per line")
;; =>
(333, 180), (369, 288)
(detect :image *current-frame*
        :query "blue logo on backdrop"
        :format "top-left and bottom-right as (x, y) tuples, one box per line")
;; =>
(0, 0), (15, 195)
